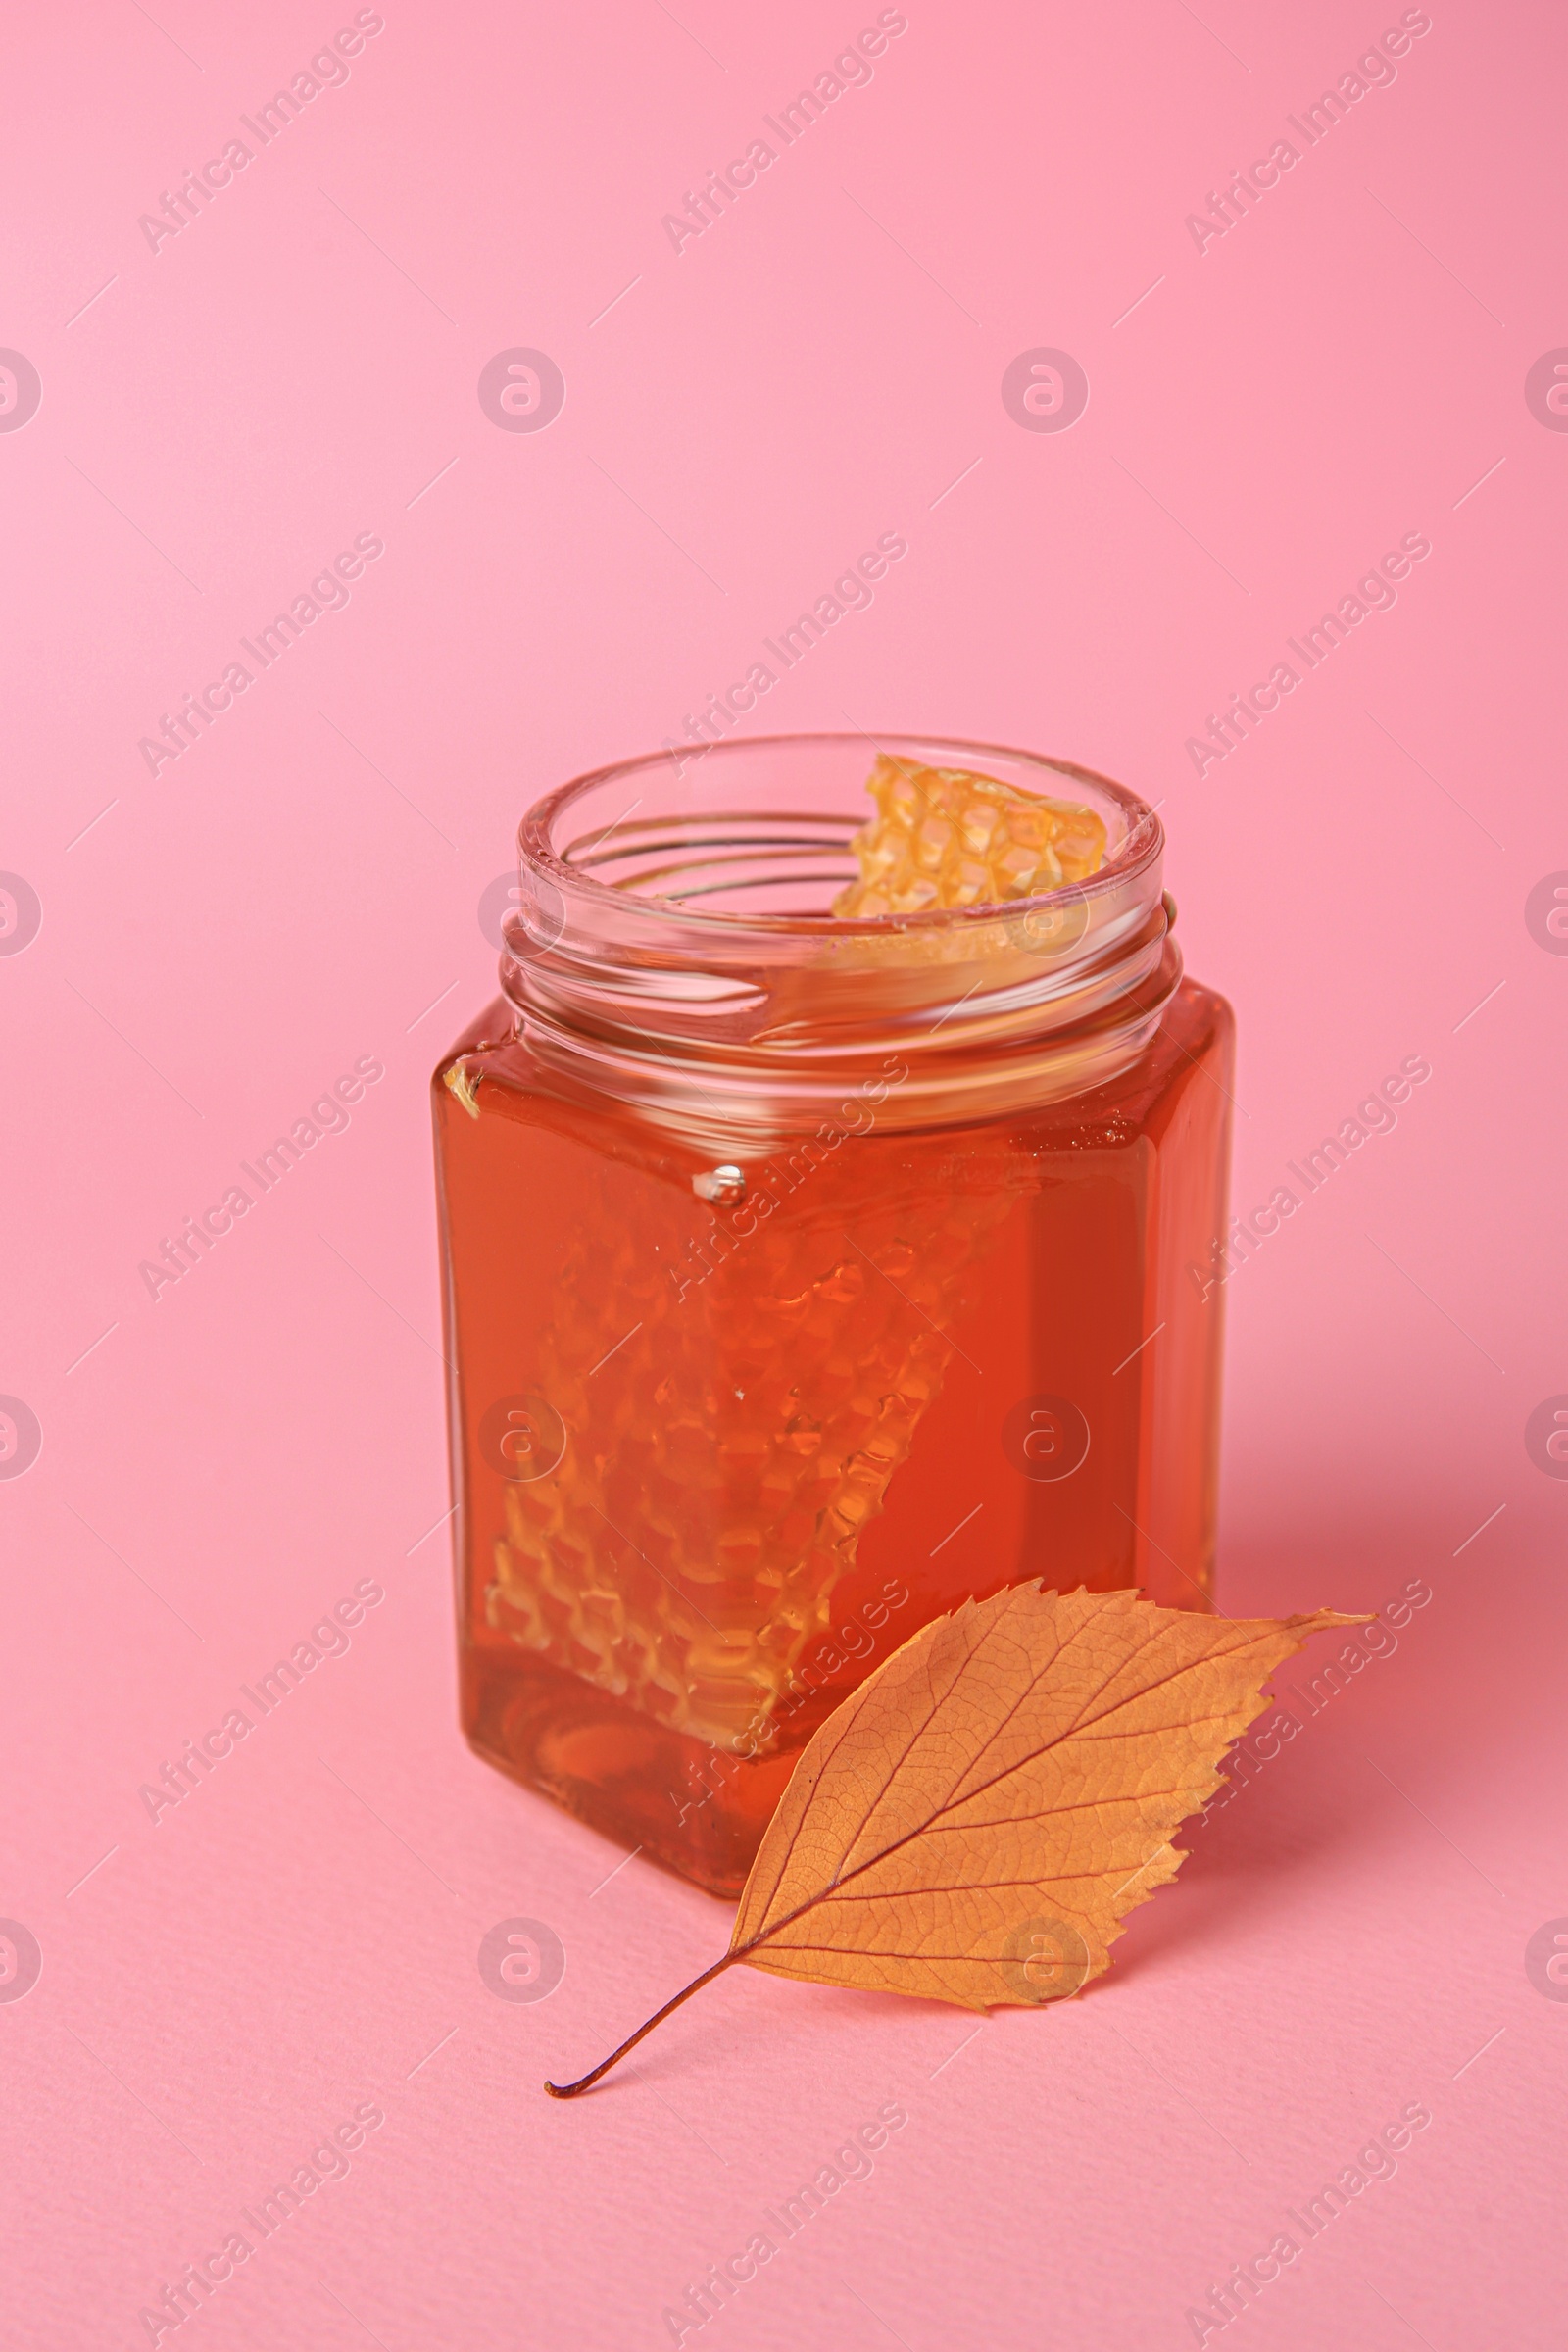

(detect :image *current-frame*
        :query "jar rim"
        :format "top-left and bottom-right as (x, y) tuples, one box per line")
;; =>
(503, 732), (1177, 1147)
(517, 730), (1162, 939)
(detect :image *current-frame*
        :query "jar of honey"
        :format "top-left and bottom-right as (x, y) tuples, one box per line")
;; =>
(432, 735), (1234, 1894)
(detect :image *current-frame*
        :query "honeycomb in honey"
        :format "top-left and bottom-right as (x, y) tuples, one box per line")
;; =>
(832, 753), (1105, 918)
(488, 1159), (1018, 1748)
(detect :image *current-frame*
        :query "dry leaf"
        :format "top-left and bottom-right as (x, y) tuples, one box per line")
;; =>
(547, 1584), (1366, 2095)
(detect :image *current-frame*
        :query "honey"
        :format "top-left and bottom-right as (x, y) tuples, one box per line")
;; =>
(432, 736), (1234, 1894)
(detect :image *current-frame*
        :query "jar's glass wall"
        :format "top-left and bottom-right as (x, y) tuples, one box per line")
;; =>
(432, 737), (1234, 1895)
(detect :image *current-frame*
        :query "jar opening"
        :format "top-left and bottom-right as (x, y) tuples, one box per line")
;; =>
(504, 733), (1179, 1146)
(521, 731), (1159, 928)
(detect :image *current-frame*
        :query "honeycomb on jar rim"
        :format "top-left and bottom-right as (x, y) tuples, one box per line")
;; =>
(831, 752), (1106, 919)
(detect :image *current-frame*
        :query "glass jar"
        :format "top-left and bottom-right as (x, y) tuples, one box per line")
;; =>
(431, 734), (1234, 1895)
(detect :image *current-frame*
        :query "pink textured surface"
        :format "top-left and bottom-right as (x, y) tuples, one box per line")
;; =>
(2, 3), (1563, 2346)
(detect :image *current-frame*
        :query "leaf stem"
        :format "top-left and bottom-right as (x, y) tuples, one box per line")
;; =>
(544, 1950), (740, 2098)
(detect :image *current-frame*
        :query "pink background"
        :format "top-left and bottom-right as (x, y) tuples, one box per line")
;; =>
(2, 1), (1564, 2345)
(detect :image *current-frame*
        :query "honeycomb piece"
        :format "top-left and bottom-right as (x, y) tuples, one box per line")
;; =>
(832, 753), (1105, 918)
(487, 1150), (1019, 1749)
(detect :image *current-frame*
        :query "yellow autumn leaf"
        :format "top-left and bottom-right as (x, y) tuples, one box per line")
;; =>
(547, 1585), (1366, 2095)
(734, 1582), (1360, 2007)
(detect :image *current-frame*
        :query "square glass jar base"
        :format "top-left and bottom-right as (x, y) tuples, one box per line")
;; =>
(461, 1647), (807, 1897)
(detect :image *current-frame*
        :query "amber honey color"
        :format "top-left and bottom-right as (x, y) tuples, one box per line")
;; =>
(432, 739), (1234, 1895)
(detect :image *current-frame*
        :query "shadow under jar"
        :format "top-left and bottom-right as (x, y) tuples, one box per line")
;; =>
(431, 734), (1234, 1896)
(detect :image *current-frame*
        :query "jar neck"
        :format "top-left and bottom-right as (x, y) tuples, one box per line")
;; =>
(500, 737), (1178, 1150)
